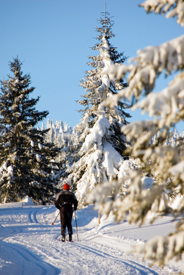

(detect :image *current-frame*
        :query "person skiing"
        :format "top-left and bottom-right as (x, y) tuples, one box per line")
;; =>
(55, 183), (78, 242)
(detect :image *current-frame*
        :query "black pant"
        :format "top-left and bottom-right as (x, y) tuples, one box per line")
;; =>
(60, 205), (73, 237)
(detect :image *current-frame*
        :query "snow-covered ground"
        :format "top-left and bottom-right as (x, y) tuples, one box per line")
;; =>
(0, 200), (184, 275)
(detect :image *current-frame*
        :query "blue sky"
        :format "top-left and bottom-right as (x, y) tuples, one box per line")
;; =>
(0, 0), (184, 132)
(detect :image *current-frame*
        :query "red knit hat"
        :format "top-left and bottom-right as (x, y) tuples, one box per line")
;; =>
(63, 183), (70, 190)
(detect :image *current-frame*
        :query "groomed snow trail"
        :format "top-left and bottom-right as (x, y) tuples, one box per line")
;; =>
(0, 204), (183, 275)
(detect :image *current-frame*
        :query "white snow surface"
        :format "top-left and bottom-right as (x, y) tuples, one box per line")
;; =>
(0, 201), (184, 274)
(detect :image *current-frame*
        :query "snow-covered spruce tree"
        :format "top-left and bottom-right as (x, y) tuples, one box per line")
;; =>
(89, 0), (184, 268)
(0, 58), (60, 204)
(58, 129), (81, 191)
(43, 119), (79, 186)
(78, 11), (130, 154)
(66, 11), (132, 206)
(41, 119), (69, 184)
(53, 121), (76, 182)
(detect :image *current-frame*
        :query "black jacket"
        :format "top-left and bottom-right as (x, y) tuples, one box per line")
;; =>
(55, 190), (78, 211)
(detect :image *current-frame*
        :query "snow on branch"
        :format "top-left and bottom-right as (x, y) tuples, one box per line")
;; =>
(134, 35), (184, 73)
(134, 229), (184, 266)
(80, 113), (110, 152)
(140, 0), (184, 26)
(88, 170), (166, 224)
(121, 121), (160, 159)
(169, 160), (184, 180)
(102, 35), (184, 103)
(131, 72), (184, 128)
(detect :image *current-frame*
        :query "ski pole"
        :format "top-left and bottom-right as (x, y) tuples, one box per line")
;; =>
(74, 211), (79, 241)
(52, 211), (60, 225)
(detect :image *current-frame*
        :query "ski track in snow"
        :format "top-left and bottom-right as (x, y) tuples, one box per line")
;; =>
(71, 242), (158, 275)
(28, 209), (40, 224)
(1, 242), (59, 275)
(0, 204), (183, 275)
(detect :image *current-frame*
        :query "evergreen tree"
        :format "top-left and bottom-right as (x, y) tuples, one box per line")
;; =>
(43, 120), (77, 186)
(66, 11), (131, 205)
(89, 0), (184, 266)
(78, 10), (130, 155)
(0, 58), (60, 204)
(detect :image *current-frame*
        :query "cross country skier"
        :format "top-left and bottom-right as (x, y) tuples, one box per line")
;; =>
(55, 183), (78, 242)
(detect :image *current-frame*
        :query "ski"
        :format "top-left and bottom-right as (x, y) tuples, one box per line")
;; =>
(58, 237), (74, 242)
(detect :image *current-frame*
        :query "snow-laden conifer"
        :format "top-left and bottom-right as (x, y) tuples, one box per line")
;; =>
(0, 58), (60, 204)
(44, 120), (78, 184)
(66, 11), (132, 206)
(88, 0), (184, 267)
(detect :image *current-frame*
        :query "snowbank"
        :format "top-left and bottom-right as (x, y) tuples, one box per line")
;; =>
(0, 196), (35, 208)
